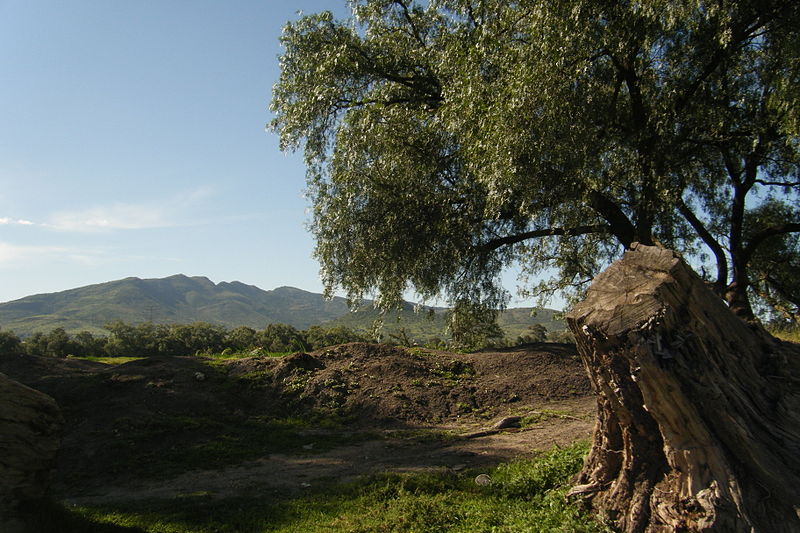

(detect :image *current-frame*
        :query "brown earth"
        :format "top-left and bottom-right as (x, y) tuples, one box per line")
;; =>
(0, 342), (594, 505)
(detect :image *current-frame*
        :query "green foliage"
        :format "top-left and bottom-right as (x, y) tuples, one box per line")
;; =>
(0, 328), (22, 356)
(260, 323), (308, 352)
(22, 328), (79, 357)
(225, 325), (258, 351)
(767, 321), (800, 343)
(14, 321), (383, 358)
(38, 442), (606, 533)
(516, 324), (548, 345)
(271, 0), (800, 326)
(305, 325), (368, 350)
(446, 302), (506, 351)
(744, 201), (800, 322)
(546, 329), (577, 344)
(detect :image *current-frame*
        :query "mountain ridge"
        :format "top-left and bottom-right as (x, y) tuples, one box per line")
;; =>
(0, 275), (563, 339)
(0, 275), (353, 335)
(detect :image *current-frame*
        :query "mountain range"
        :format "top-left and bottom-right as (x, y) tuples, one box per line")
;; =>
(0, 274), (563, 339)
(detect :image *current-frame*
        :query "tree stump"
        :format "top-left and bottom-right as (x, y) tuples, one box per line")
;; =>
(0, 372), (63, 532)
(566, 244), (800, 532)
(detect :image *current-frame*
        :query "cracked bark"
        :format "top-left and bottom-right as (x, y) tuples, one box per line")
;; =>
(566, 244), (800, 532)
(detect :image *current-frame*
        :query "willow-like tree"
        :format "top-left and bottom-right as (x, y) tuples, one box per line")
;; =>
(272, 0), (798, 321)
(271, 2), (800, 528)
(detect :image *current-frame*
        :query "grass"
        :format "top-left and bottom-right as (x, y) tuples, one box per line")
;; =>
(68, 356), (145, 365)
(30, 442), (608, 533)
(97, 414), (373, 482)
(205, 349), (295, 360)
(771, 328), (800, 343)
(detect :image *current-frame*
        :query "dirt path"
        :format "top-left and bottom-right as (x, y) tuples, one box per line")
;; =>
(63, 397), (594, 506)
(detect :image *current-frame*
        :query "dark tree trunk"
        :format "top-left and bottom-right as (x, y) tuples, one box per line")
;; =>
(566, 244), (800, 532)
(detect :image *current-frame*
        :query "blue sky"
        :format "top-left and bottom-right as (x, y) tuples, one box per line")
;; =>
(0, 1), (545, 308)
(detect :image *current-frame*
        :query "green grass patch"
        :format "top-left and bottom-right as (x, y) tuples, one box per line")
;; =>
(520, 409), (578, 427)
(67, 356), (146, 365)
(36, 442), (607, 533)
(770, 328), (800, 343)
(204, 349), (295, 360)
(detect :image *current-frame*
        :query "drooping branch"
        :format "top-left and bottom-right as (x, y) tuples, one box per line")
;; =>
(393, 0), (426, 47)
(677, 199), (728, 291)
(754, 179), (800, 187)
(477, 224), (609, 254)
(743, 222), (800, 264)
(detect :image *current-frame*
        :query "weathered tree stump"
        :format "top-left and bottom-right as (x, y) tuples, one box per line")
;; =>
(566, 244), (800, 532)
(0, 372), (63, 532)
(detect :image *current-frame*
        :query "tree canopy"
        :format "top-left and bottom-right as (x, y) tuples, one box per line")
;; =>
(271, 0), (800, 322)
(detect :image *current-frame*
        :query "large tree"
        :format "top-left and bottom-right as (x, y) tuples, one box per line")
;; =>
(271, 0), (799, 323)
(271, 1), (800, 530)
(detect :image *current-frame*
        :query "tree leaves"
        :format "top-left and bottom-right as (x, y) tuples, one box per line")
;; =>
(271, 0), (800, 324)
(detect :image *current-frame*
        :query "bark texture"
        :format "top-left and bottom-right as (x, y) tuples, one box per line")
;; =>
(566, 244), (800, 532)
(0, 371), (63, 532)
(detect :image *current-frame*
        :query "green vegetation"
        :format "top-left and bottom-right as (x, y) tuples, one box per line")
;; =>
(0, 307), (571, 359)
(0, 321), (370, 359)
(67, 356), (145, 365)
(271, 0), (799, 330)
(84, 413), (372, 484)
(0, 273), (567, 348)
(30, 443), (606, 533)
(768, 322), (800, 343)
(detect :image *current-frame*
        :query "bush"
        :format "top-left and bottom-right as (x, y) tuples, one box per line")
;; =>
(0, 328), (22, 356)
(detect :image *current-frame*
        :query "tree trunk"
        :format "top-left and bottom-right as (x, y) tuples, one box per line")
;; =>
(566, 244), (800, 532)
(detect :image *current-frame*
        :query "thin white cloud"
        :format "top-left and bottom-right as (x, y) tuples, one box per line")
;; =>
(49, 203), (171, 231)
(46, 187), (214, 233)
(0, 241), (182, 268)
(0, 217), (36, 226)
(0, 242), (75, 266)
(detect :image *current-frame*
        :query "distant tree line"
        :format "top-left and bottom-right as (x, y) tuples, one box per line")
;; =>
(0, 321), (369, 358)
(0, 318), (588, 359)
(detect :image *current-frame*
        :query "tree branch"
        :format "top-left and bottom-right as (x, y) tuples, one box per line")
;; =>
(677, 200), (728, 291)
(743, 223), (800, 265)
(754, 179), (800, 188)
(477, 225), (609, 254)
(589, 190), (636, 248)
(394, 0), (426, 47)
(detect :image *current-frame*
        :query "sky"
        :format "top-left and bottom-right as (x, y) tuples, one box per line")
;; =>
(0, 1), (547, 309)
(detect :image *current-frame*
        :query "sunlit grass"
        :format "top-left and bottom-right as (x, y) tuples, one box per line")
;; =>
(35, 442), (608, 533)
(771, 328), (800, 343)
(67, 356), (145, 364)
(204, 349), (295, 360)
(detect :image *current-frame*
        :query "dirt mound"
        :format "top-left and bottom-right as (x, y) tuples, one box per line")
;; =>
(227, 343), (590, 424)
(0, 343), (592, 499)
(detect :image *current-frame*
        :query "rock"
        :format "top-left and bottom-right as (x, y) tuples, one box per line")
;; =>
(0, 372), (63, 532)
(491, 416), (522, 429)
(194, 372), (206, 381)
(474, 474), (492, 486)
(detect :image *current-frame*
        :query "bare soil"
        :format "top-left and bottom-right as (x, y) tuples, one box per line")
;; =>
(0, 343), (595, 505)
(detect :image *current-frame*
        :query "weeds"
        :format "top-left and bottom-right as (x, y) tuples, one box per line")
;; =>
(36, 442), (607, 533)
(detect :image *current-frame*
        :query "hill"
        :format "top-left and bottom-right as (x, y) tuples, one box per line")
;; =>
(323, 304), (564, 344)
(0, 275), (351, 335)
(0, 275), (565, 339)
